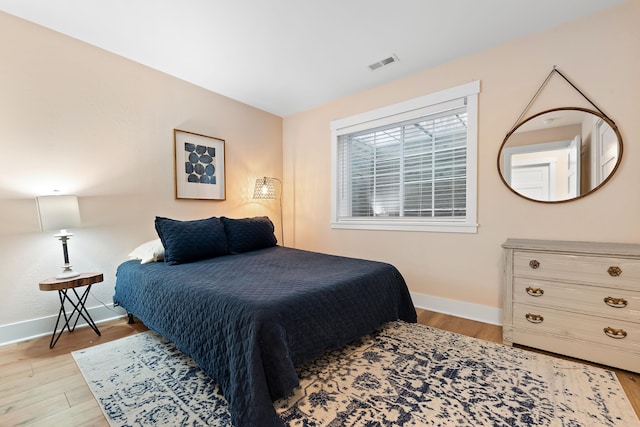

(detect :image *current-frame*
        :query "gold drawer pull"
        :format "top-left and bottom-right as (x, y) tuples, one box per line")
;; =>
(529, 260), (540, 269)
(525, 313), (544, 323)
(525, 287), (544, 297)
(607, 266), (622, 277)
(603, 296), (628, 308)
(603, 327), (627, 339)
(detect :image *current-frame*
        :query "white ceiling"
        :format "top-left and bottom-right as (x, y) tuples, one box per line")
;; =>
(0, 0), (626, 117)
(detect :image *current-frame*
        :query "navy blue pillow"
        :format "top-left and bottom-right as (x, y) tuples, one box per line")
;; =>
(222, 216), (277, 254)
(154, 216), (228, 265)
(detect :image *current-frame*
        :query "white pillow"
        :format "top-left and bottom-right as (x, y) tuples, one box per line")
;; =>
(128, 239), (165, 264)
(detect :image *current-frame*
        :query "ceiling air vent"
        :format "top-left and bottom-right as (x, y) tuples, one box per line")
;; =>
(368, 54), (399, 71)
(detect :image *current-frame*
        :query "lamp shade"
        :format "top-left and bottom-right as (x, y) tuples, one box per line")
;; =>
(36, 195), (81, 231)
(253, 177), (276, 200)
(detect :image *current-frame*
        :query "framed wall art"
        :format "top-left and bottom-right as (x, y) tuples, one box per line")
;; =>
(174, 129), (226, 200)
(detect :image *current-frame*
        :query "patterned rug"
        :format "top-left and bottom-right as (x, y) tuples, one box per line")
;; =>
(72, 321), (639, 426)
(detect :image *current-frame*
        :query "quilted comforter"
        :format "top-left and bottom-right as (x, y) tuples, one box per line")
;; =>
(113, 246), (416, 426)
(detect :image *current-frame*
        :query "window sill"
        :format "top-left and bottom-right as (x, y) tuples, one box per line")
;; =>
(331, 220), (478, 233)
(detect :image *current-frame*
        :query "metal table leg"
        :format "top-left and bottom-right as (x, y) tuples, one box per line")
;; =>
(49, 284), (101, 349)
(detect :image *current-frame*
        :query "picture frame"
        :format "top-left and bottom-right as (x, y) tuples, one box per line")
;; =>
(174, 129), (226, 200)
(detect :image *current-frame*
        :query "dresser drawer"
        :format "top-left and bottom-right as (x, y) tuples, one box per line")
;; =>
(513, 302), (640, 353)
(513, 278), (640, 322)
(513, 251), (640, 289)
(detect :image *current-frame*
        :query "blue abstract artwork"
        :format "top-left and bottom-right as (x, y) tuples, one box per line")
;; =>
(184, 142), (217, 184)
(174, 129), (225, 200)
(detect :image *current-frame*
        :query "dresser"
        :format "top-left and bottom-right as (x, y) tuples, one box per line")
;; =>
(502, 239), (640, 373)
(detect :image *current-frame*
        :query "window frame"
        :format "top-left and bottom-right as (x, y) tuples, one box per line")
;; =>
(330, 81), (480, 233)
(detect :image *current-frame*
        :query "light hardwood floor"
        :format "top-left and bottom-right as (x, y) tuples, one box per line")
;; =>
(0, 310), (638, 426)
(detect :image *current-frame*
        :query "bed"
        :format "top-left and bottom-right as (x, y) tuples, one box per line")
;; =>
(113, 216), (416, 427)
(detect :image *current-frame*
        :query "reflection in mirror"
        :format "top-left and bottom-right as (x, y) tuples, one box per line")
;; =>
(498, 108), (622, 203)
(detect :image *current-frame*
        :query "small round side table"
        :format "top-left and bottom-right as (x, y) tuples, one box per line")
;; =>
(39, 272), (103, 349)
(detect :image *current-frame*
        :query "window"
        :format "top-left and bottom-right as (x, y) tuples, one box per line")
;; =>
(331, 81), (479, 233)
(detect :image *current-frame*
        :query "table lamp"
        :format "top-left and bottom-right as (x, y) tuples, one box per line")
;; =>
(36, 195), (81, 279)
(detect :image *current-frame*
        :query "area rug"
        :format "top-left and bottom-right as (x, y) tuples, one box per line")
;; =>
(72, 321), (639, 426)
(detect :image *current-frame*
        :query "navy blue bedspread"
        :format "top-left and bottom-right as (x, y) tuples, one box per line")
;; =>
(114, 246), (416, 426)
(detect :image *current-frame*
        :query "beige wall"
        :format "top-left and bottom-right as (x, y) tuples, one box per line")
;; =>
(507, 124), (582, 147)
(0, 12), (282, 331)
(282, 1), (640, 311)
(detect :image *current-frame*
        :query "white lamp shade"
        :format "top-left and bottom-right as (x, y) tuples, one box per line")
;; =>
(37, 195), (81, 231)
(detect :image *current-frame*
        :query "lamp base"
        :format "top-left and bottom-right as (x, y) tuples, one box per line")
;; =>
(57, 265), (80, 280)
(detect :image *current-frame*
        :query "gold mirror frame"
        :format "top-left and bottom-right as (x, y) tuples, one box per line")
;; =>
(497, 107), (623, 203)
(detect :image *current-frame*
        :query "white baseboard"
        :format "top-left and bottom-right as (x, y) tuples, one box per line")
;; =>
(411, 292), (502, 326)
(1, 293), (500, 346)
(0, 303), (127, 347)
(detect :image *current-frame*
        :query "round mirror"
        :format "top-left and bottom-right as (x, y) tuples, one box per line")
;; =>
(498, 107), (622, 203)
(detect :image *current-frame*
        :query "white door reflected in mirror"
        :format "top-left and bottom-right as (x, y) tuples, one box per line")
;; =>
(498, 108), (622, 203)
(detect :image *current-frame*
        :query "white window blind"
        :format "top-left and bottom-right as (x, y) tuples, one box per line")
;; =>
(331, 81), (479, 233)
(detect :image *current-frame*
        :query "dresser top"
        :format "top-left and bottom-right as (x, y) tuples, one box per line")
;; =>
(502, 239), (640, 257)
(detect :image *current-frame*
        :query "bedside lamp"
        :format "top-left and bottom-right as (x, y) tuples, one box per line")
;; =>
(253, 177), (283, 245)
(36, 195), (81, 279)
